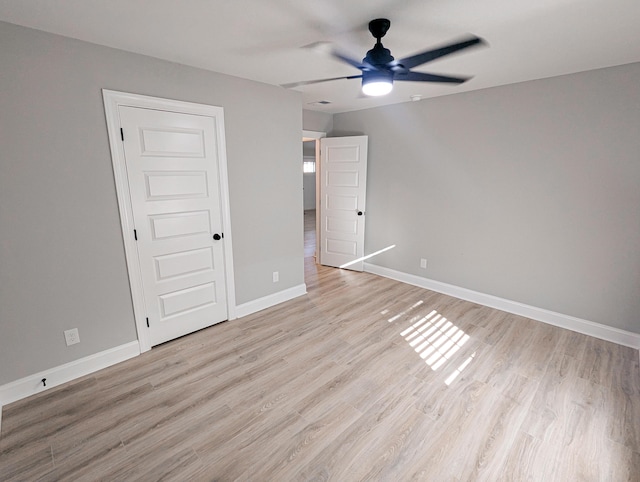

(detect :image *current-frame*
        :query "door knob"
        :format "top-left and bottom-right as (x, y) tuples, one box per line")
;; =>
(213, 233), (222, 240)
(357, 211), (363, 216)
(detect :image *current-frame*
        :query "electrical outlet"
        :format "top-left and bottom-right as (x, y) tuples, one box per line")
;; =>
(64, 328), (80, 346)
(420, 258), (427, 269)
(272, 271), (279, 283)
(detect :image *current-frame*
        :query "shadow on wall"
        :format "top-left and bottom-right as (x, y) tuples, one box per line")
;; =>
(330, 131), (366, 137)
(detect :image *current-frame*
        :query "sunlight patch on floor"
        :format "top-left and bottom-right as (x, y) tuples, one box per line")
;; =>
(396, 306), (473, 380)
(387, 300), (424, 323)
(445, 352), (476, 385)
(339, 244), (396, 269)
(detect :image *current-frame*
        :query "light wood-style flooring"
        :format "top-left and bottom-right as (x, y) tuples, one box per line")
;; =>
(1, 211), (639, 481)
(304, 209), (316, 259)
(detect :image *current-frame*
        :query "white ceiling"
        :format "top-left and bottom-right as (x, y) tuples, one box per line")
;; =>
(1, 0), (639, 113)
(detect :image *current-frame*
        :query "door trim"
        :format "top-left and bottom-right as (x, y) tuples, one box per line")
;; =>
(302, 130), (326, 264)
(103, 90), (237, 352)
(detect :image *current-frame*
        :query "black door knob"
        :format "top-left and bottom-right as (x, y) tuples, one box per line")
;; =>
(213, 233), (222, 240)
(357, 211), (363, 216)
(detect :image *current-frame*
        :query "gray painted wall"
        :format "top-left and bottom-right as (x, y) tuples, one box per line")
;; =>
(303, 169), (317, 210)
(302, 140), (316, 157)
(303, 110), (333, 134)
(0, 22), (304, 385)
(333, 63), (640, 334)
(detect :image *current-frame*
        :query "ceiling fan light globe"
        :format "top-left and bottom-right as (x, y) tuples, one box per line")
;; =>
(362, 80), (393, 96)
(362, 69), (394, 96)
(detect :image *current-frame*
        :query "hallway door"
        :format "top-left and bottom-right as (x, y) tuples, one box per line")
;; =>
(319, 136), (368, 271)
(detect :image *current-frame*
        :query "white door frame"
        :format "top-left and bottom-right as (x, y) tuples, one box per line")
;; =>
(302, 129), (326, 264)
(103, 90), (237, 353)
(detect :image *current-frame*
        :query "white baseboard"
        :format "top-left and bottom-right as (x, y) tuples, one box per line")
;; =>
(0, 341), (140, 409)
(364, 263), (640, 350)
(0, 283), (308, 422)
(235, 283), (307, 318)
(1, 283), (307, 429)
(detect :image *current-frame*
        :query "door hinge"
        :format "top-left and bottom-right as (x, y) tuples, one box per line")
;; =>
(120, 128), (124, 141)
(146, 317), (150, 328)
(134, 229), (138, 240)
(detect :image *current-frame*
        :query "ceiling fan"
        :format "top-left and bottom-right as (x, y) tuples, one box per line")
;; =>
(282, 18), (486, 96)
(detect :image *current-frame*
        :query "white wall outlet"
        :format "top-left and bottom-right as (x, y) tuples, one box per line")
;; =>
(272, 271), (279, 283)
(64, 328), (80, 346)
(420, 258), (428, 269)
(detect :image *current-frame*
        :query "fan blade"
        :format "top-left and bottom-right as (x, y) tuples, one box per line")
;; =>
(304, 41), (374, 71)
(395, 71), (471, 84)
(394, 36), (485, 70)
(330, 49), (371, 71)
(281, 75), (362, 89)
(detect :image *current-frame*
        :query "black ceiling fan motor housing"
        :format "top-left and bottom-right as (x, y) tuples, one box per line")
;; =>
(364, 44), (394, 66)
(368, 18), (391, 40)
(364, 19), (394, 66)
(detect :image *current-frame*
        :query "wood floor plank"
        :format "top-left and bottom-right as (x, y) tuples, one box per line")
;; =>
(396, 381), (496, 481)
(520, 351), (579, 443)
(1, 212), (638, 480)
(341, 403), (430, 481)
(0, 439), (55, 482)
(295, 378), (420, 481)
(195, 408), (308, 480)
(496, 430), (556, 482)
(0, 377), (98, 451)
(607, 387), (640, 452)
(244, 401), (362, 480)
(455, 385), (536, 481)
(49, 431), (129, 482)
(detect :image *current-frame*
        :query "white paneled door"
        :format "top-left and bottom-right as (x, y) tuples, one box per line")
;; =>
(319, 136), (368, 271)
(119, 106), (228, 346)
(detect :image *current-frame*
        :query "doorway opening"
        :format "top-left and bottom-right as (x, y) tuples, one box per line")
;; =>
(301, 130), (325, 264)
(303, 139), (316, 259)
